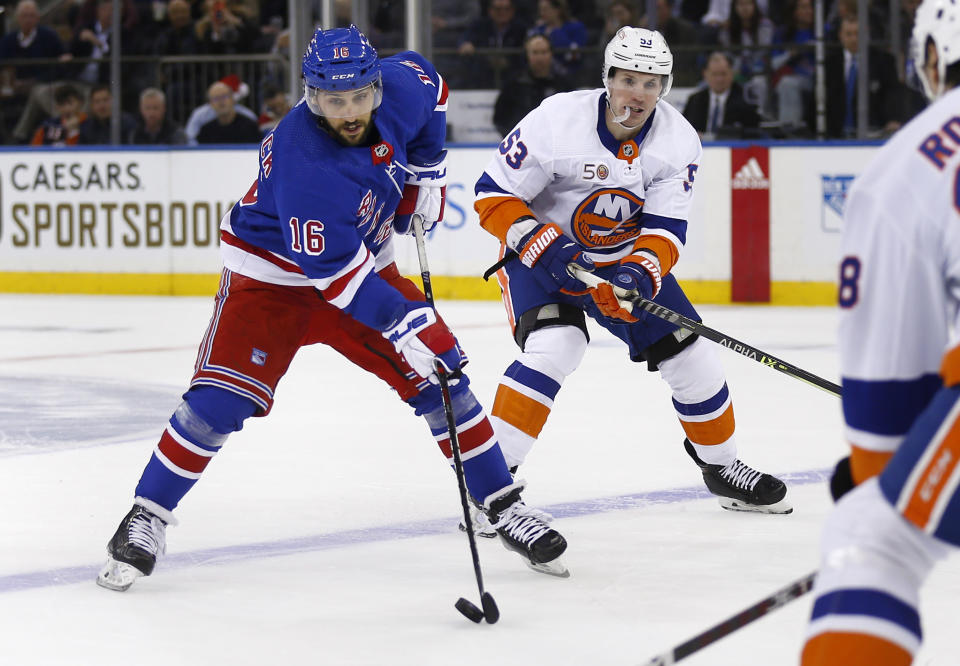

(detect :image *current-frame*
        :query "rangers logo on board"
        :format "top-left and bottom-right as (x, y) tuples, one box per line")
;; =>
(821, 174), (854, 232)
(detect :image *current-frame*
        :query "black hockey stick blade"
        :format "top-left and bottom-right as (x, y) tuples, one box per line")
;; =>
(481, 591), (500, 624)
(639, 571), (816, 665)
(571, 267), (841, 398)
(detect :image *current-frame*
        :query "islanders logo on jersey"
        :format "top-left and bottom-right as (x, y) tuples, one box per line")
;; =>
(570, 188), (645, 248)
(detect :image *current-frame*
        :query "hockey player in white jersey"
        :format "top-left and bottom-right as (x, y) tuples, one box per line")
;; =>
(802, 1), (960, 663)
(472, 27), (790, 515)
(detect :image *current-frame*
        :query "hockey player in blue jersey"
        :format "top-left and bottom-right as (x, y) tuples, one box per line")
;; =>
(96, 25), (569, 592)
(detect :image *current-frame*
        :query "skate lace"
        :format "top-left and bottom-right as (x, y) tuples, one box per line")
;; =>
(129, 511), (166, 556)
(492, 502), (553, 545)
(719, 460), (763, 491)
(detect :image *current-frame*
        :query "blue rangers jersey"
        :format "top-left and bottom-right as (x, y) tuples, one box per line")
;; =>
(220, 51), (448, 331)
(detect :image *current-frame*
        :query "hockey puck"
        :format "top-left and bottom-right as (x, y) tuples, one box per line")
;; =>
(481, 591), (499, 624)
(455, 597), (484, 623)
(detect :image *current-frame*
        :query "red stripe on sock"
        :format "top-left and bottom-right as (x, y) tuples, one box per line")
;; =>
(157, 431), (214, 475)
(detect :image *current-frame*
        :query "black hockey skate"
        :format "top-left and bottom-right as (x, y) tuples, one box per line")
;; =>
(96, 501), (171, 591)
(684, 438), (792, 514)
(485, 483), (569, 577)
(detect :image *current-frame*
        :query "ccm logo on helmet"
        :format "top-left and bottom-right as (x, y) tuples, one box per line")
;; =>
(332, 73), (356, 80)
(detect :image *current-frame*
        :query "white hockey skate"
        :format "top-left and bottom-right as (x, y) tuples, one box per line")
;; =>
(97, 499), (173, 591)
(485, 482), (569, 578)
(458, 498), (498, 538)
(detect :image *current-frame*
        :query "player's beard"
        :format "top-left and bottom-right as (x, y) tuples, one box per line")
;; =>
(331, 118), (372, 146)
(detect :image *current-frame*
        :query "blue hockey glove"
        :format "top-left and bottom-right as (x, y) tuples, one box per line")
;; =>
(611, 252), (661, 301)
(393, 155), (447, 235)
(590, 252), (662, 323)
(516, 222), (594, 293)
(383, 302), (465, 383)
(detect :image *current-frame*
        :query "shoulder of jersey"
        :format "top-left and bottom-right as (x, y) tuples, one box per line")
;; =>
(533, 88), (601, 118)
(380, 52), (438, 123)
(854, 86), (959, 193)
(647, 101), (701, 165)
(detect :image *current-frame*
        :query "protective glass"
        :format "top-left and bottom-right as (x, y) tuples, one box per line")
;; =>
(304, 79), (383, 119)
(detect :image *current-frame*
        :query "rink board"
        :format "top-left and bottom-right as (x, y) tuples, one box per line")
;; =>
(0, 143), (877, 303)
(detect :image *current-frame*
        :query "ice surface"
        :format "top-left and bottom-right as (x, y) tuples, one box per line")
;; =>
(0, 294), (956, 666)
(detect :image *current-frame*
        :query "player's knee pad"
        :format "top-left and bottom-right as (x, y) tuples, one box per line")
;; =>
(816, 478), (948, 605)
(182, 385), (258, 438)
(522, 324), (587, 378)
(641, 328), (699, 372)
(657, 336), (725, 402)
(420, 384), (482, 433)
(514, 303), (589, 351)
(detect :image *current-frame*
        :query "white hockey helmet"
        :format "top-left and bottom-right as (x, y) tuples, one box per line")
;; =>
(912, 0), (960, 99)
(602, 27), (674, 99)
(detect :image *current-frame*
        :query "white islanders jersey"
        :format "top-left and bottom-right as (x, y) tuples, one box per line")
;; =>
(475, 88), (702, 271)
(839, 86), (960, 453)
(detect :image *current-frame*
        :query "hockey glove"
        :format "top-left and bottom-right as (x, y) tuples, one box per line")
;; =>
(514, 222), (594, 293)
(383, 301), (465, 383)
(393, 155), (447, 235)
(591, 252), (662, 323)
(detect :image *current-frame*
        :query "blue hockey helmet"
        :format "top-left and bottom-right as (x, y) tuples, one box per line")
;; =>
(302, 25), (383, 118)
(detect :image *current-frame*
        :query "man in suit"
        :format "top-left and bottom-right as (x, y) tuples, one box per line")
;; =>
(824, 15), (903, 138)
(682, 51), (762, 138)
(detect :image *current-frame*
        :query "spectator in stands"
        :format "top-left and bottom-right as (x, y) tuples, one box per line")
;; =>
(196, 79), (261, 144)
(772, 0), (816, 129)
(824, 14), (903, 137)
(700, 0), (771, 41)
(128, 87), (187, 144)
(30, 83), (85, 146)
(682, 50), (761, 137)
(78, 83), (136, 144)
(602, 0), (638, 45)
(493, 33), (573, 135)
(0, 0), (66, 143)
(719, 0), (775, 115)
(194, 0), (259, 54)
(64, 0), (148, 112)
(154, 0), (199, 55)
(185, 73), (258, 144)
(257, 84), (291, 136)
(432, 0), (481, 48)
(527, 0), (589, 77)
(645, 0), (701, 85)
(457, 0), (529, 88)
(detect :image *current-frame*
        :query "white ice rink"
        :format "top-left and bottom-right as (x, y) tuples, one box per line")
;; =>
(1, 294), (957, 666)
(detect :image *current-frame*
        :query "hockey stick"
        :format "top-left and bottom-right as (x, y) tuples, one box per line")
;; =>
(412, 215), (500, 625)
(639, 570), (816, 665)
(571, 267), (841, 398)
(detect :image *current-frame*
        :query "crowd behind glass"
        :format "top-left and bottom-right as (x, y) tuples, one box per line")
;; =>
(0, 0), (926, 146)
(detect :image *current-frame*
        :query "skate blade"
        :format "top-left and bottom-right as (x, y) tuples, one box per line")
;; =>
(458, 522), (498, 539)
(96, 557), (144, 591)
(525, 556), (570, 578)
(718, 496), (793, 514)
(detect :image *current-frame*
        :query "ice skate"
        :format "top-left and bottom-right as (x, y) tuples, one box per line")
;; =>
(485, 482), (569, 577)
(684, 439), (792, 514)
(458, 497), (497, 538)
(96, 499), (173, 591)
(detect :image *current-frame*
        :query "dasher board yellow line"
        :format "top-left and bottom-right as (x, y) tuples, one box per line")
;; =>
(0, 272), (836, 305)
